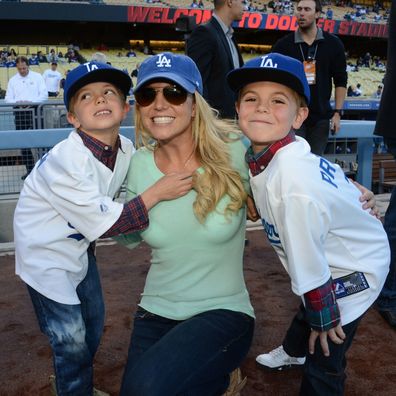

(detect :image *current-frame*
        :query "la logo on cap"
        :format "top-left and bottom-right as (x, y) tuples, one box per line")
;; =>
(156, 54), (171, 68)
(83, 62), (99, 72)
(260, 55), (278, 69)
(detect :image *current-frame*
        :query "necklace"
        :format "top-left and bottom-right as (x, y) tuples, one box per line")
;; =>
(182, 148), (195, 169)
(155, 147), (196, 173)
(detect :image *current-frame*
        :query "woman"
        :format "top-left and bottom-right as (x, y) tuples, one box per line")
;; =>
(117, 53), (378, 395)
(118, 53), (255, 395)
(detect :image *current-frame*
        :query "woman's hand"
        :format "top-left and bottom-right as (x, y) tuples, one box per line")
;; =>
(352, 180), (381, 219)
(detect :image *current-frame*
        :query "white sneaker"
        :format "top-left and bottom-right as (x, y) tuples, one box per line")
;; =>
(256, 345), (306, 370)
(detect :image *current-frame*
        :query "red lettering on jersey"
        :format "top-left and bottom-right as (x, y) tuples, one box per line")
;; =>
(128, 6), (150, 23)
(265, 14), (279, 30)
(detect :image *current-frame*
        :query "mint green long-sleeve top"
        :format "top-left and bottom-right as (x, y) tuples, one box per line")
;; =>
(121, 138), (255, 320)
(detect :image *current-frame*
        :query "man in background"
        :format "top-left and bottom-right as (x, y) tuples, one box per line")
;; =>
(272, 0), (347, 155)
(42, 62), (62, 97)
(5, 55), (48, 179)
(186, 0), (245, 119)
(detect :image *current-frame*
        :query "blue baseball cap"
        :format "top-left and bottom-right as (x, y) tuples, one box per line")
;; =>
(227, 53), (310, 104)
(134, 52), (203, 95)
(64, 61), (132, 110)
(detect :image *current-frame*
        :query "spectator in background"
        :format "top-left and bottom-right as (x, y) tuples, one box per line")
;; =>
(326, 6), (333, 19)
(374, 0), (396, 329)
(355, 82), (363, 96)
(372, 84), (383, 99)
(42, 62), (62, 97)
(28, 53), (39, 66)
(5, 56), (48, 179)
(8, 48), (17, 62)
(186, 0), (245, 119)
(91, 52), (108, 64)
(271, 0), (347, 155)
(37, 51), (47, 63)
(47, 48), (59, 64)
(190, 0), (199, 8)
(347, 85), (356, 96)
(60, 69), (70, 91)
(126, 48), (136, 57)
(0, 83), (6, 99)
(198, 0), (204, 8)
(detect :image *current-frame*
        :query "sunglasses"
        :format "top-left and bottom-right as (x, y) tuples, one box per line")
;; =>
(135, 84), (189, 107)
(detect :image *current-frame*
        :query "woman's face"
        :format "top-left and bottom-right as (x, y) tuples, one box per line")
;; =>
(137, 81), (195, 145)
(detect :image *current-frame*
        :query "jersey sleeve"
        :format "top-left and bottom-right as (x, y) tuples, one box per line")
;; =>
(37, 152), (123, 242)
(274, 192), (332, 296)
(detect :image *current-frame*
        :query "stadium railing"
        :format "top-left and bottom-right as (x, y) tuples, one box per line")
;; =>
(0, 120), (382, 243)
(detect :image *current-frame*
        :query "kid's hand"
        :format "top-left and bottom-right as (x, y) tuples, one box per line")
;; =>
(246, 195), (260, 222)
(141, 172), (193, 210)
(308, 324), (346, 357)
(352, 180), (380, 219)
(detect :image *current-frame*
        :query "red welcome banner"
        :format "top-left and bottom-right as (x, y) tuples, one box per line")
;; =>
(127, 6), (388, 38)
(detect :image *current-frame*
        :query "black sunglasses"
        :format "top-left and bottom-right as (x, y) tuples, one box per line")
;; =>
(135, 84), (189, 107)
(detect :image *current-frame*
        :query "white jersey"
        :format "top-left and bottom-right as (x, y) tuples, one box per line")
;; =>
(250, 137), (389, 325)
(5, 69), (48, 103)
(14, 131), (134, 304)
(42, 68), (62, 93)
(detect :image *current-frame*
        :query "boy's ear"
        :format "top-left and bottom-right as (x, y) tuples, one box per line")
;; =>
(122, 102), (131, 120)
(292, 107), (309, 130)
(67, 112), (81, 129)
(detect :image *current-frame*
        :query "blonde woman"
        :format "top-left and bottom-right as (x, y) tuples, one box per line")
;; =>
(118, 53), (255, 395)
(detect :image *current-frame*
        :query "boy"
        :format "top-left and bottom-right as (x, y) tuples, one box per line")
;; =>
(227, 53), (390, 395)
(14, 61), (192, 396)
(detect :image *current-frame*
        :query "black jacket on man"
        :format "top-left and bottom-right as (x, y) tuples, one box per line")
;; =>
(272, 29), (347, 126)
(186, 17), (243, 119)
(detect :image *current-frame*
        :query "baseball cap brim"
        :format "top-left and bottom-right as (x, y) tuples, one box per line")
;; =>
(134, 72), (197, 94)
(227, 68), (310, 104)
(65, 68), (131, 109)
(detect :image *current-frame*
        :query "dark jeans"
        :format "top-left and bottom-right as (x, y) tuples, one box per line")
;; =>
(14, 106), (36, 173)
(120, 308), (255, 396)
(27, 250), (104, 396)
(296, 119), (331, 156)
(282, 305), (362, 396)
(376, 138), (396, 312)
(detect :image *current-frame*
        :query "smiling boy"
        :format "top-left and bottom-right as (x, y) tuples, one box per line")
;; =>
(227, 53), (389, 395)
(14, 61), (192, 395)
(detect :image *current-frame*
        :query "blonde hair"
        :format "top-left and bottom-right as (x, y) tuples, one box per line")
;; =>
(135, 92), (247, 223)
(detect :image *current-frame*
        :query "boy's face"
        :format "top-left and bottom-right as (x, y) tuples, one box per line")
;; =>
(236, 81), (308, 153)
(67, 81), (130, 136)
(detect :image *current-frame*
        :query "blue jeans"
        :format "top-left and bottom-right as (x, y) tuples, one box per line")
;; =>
(296, 119), (331, 156)
(283, 305), (362, 396)
(376, 138), (396, 312)
(120, 307), (255, 396)
(27, 250), (104, 396)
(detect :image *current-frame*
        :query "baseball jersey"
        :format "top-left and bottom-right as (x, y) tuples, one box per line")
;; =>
(249, 137), (390, 325)
(14, 130), (134, 304)
(5, 69), (48, 103)
(42, 68), (62, 93)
